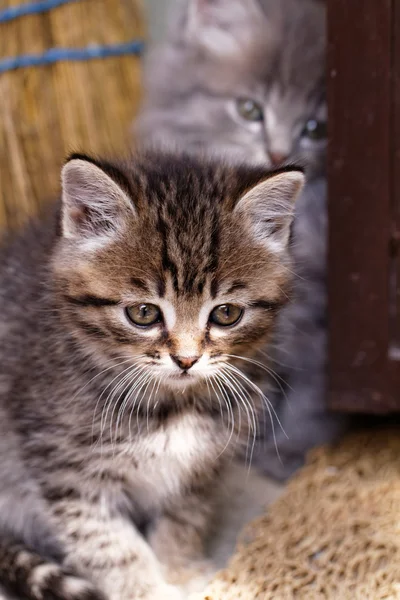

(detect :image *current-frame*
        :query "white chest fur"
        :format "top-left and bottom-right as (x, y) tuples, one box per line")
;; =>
(111, 413), (228, 514)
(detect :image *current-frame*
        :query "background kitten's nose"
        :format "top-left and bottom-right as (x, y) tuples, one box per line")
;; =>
(171, 355), (199, 371)
(269, 151), (288, 166)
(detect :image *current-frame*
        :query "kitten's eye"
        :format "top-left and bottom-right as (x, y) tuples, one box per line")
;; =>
(210, 304), (243, 327)
(126, 304), (162, 327)
(302, 119), (327, 141)
(236, 98), (263, 122)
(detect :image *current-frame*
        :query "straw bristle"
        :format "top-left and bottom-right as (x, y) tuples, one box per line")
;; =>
(0, 0), (145, 230)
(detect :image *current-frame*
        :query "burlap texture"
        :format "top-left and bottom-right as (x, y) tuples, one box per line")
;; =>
(201, 429), (400, 599)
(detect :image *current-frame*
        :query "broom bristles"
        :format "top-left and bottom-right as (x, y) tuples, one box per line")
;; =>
(0, 0), (145, 230)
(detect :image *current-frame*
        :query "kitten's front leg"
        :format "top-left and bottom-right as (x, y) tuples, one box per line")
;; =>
(148, 490), (217, 595)
(51, 498), (184, 600)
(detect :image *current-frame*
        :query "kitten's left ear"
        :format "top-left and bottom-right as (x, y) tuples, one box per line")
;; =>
(61, 156), (135, 242)
(234, 170), (305, 253)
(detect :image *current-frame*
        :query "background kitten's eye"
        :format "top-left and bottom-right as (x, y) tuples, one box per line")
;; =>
(302, 119), (327, 140)
(236, 98), (263, 122)
(210, 304), (243, 327)
(126, 304), (161, 327)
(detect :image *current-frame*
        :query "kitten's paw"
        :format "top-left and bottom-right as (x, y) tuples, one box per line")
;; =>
(56, 573), (104, 600)
(26, 563), (104, 600)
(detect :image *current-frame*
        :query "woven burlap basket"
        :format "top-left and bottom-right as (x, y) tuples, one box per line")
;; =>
(0, 0), (144, 230)
(198, 429), (400, 600)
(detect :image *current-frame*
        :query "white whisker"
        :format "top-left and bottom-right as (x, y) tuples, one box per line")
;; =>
(114, 366), (147, 441)
(134, 374), (155, 435)
(209, 375), (235, 459)
(258, 347), (299, 370)
(224, 353), (292, 392)
(126, 371), (153, 441)
(111, 365), (148, 449)
(219, 368), (257, 468)
(94, 362), (141, 451)
(152, 376), (163, 411)
(223, 362), (287, 466)
(146, 377), (159, 433)
(99, 364), (142, 450)
(209, 375), (228, 429)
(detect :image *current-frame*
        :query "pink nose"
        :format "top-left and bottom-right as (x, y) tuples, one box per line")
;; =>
(269, 151), (288, 166)
(171, 356), (199, 371)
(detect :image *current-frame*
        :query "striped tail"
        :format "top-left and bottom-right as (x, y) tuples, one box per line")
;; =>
(0, 537), (104, 600)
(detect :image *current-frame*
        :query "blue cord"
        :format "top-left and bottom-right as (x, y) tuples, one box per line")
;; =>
(0, 0), (79, 24)
(0, 40), (144, 74)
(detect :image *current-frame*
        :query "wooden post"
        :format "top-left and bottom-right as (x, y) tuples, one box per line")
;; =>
(327, 0), (400, 412)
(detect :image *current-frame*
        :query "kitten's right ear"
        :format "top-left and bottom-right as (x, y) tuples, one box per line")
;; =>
(61, 157), (135, 242)
(234, 169), (305, 254)
(186, 0), (263, 56)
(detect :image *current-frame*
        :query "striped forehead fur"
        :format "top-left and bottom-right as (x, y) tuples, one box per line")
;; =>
(62, 152), (302, 296)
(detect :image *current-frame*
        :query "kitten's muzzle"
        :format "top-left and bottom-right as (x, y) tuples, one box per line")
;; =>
(171, 355), (200, 371)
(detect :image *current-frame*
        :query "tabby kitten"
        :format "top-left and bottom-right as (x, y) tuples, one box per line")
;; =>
(0, 152), (303, 600)
(136, 0), (347, 479)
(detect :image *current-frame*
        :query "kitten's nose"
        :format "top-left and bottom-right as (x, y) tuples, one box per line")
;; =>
(269, 151), (288, 166)
(171, 355), (199, 371)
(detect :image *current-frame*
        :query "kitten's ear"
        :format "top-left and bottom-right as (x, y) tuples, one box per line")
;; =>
(235, 170), (305, 253)
(61, 157), (135, 242)
(186, 0), (263, 56)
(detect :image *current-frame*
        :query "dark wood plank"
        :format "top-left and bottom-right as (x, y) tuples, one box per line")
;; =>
(391, 0), (400, 365)
(327, 0), (394, 412)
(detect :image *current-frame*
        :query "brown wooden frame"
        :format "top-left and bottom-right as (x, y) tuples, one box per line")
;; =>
(327, 0), (400, 412)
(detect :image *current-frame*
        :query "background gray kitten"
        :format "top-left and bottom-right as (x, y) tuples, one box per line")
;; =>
(136, 0), (347, 479)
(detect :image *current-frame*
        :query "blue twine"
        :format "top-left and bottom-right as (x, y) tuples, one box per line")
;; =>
(0, 40), (144, 74)
(0, 0), (79, 24)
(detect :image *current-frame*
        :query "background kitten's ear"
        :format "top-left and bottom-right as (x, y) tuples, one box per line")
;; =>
(186, 0), (264, 56)
(61, 157), (135, 242)
(235, 170), (305, 253)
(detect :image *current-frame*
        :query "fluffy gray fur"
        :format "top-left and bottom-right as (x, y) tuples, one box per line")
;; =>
(136, 0), (347, 479)
(0, 151), (303, 600)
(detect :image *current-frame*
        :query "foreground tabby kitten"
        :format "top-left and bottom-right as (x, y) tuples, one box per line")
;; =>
(0, 152), (303, 600)
(136, 0), (347, 479)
